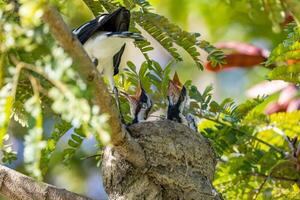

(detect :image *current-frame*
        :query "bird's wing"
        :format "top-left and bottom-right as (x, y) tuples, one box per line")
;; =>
(73, 7), (130, 44)
(73, 14), (108, 44)
(73, 7), (130, 74)
(113, 44), (126, 75)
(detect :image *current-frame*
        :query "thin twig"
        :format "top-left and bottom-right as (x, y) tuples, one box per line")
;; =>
(253, 159), (293, 199)
(253, 174), (269, 200)
(250, 172), (299, 183)
(10, 57), (70, 95)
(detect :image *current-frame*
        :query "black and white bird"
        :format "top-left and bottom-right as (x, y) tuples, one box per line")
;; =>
(122, 84), (152, 124)
(167, 72), (188, 122)
(73, 7), (143, 90)
(167, 72), (197, 131)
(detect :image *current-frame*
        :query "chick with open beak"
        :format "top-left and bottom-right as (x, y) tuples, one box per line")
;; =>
(167, 72), (188, 122)
(167, 72), (197, 131)
(123, 83), (152, 124)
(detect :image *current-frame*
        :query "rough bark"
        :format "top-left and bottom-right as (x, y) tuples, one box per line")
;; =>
(0, 165), (91, 200)
(102, 120), (222, 200)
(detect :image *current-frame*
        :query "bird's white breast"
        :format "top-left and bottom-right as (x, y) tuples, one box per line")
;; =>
(83, 32), (129, 89)
(83, 32), (127, 60)
(137, 108), (147, 122)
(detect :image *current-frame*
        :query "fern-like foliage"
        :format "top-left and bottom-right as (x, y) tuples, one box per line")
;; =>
(229, 97), (266, 123)
(129, 19), (152, 61)
(268, 63), (300, 83)
(191, 83), (300, 198)
(269, 111), (300, 134)
(267, 22), (300, 64)
(13, 75), (53, 127)
(40, 120), (72, 175)
(82, 0), (225, 70)
(0, 83), (17, 164)
(62, 127), (85, 164)
(132, 12), (183, 63)
(266, 22), (300, 83)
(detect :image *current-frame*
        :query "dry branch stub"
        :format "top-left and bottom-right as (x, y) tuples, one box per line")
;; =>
(102, 120), (222, 200)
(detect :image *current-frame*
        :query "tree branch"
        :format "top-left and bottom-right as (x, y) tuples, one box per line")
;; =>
(0, 165), (91, 200)
(250, 172), (299, 183)
(42, 5), (146, 167)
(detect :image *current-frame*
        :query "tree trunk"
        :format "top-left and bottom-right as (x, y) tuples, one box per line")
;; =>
(101, 120), (222, 200)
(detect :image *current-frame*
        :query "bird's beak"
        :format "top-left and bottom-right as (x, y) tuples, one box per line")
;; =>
(131, 33), (145, 41)
(136, 83), (142, 98)
(121, 91), (139, 106)
(168, 81), (178, 97)
(109, 32), (145, 41)
(168, 72), (183, 96)
(167, 72), (187, 105)
(172, 72), (182, 88)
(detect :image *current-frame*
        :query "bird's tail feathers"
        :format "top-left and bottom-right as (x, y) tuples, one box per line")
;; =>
(106, 31), (144, 41)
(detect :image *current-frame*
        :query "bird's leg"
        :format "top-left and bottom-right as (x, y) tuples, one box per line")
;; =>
(113, 86), (126, 124)
(108, 76), (126, 124)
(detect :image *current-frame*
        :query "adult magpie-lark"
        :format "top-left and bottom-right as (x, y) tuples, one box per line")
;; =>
(73, 7), (143, 122)
(73, 7), (143, 90)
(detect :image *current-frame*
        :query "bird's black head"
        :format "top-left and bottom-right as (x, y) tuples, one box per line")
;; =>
(101, 7), (130, 32)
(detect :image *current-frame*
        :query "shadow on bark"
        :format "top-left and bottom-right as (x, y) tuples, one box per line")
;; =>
(102, 120), (222, 200)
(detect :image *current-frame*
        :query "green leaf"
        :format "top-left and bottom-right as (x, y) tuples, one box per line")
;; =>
(127, 61), (137, 74)
(71, 133), (83, 143)
(68, 139), (80, 148)
(139, 62), (148, 78)
(267, 63), (300, 83)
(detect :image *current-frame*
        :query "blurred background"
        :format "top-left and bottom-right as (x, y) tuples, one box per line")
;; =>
(3, 0), (290, 199)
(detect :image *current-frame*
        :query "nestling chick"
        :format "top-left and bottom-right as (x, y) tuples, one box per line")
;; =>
(167, 72), (197, 131)
(167, 72), (188, 123)
(122, 84), (152, 124)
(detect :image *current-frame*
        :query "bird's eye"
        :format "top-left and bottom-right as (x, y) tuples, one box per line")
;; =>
(142, 103), (147, 109)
